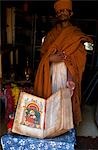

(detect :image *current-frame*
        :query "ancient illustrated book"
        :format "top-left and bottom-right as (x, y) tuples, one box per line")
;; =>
(12, 88), (74, 138)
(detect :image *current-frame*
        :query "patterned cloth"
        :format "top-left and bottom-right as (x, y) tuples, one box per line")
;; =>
(1, 129), (76, 150)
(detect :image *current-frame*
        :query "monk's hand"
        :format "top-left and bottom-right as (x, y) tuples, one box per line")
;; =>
(49, 51), (66, 63)
(66, 81), (75, 97)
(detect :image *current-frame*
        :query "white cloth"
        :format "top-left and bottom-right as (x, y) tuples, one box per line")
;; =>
(50, 62), (67, 93)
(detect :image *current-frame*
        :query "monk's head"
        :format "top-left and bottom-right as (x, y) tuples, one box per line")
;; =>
(54, 0), (73, 21)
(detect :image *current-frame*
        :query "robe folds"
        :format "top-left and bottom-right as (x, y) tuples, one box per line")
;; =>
(34, 23), (92, 125)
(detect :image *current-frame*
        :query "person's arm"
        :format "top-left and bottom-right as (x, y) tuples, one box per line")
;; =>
(40, 32), (55, 57)
(67, 70), (75, 96)
(49, 51), (66, 63)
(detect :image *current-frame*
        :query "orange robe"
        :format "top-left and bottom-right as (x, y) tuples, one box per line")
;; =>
(34, 23), (92, 125)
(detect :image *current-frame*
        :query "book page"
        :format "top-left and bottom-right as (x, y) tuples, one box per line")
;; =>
(63, 88), (73, 130)
(12, 92), (46, 138)
(44, 88), (74, 138)
(44, 90), (62, 137)
(51, 88), (73, 137)
(49, 89), (64, 137)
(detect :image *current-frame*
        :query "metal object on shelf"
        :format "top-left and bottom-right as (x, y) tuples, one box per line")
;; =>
(24, 57), (32, 81)
(9, 65), (15, 81)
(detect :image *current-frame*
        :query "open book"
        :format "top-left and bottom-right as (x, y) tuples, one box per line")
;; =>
(12, 88), (74, 138)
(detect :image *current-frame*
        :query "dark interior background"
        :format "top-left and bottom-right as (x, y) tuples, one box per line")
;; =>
(1, 0), (98, 104)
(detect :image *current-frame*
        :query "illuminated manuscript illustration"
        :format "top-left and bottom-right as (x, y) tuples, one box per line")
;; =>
(22, 102), (41, 129)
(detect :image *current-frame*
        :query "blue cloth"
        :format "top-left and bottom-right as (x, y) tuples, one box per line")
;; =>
(1, 129), (76, 150)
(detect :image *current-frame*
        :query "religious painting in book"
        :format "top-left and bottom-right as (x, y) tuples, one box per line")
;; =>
(21, 102), (42, 129)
